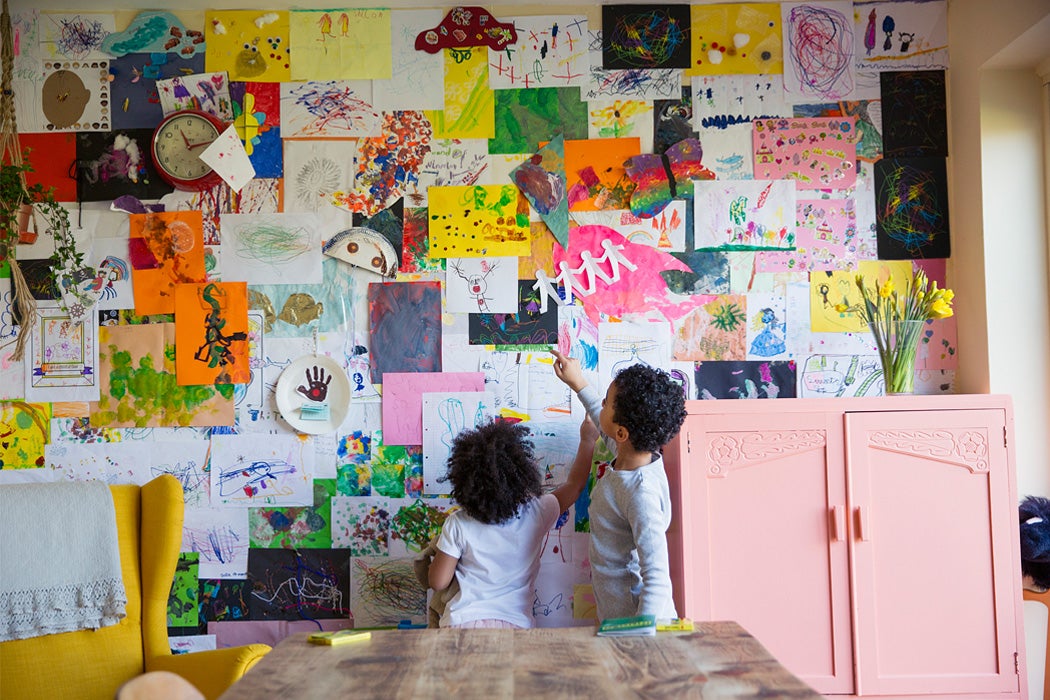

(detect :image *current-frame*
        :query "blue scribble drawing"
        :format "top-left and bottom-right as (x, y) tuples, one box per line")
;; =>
(218, 458), (297, 498)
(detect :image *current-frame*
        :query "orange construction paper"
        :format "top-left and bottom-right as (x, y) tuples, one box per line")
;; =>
(174, 281), (250, 386)
(563, 137), (640, 212)
(129, 211), (208, 316)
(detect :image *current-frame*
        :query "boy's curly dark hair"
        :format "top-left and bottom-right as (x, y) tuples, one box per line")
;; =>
(611, 364), (687, 453)
(442, 419), (542, 525)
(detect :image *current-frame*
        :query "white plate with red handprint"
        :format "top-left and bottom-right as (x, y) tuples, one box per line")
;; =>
(275, 354), (352, 434)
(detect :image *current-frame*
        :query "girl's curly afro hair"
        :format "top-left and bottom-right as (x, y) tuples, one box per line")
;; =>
(611, 364), (687, 454)
(443, 419), (542, 525)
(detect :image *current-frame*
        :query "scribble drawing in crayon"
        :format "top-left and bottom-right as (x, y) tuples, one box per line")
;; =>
(450, 259), (500, 312)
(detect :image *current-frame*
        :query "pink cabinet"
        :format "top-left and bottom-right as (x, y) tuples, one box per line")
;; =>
(664, 395), (1027, 699)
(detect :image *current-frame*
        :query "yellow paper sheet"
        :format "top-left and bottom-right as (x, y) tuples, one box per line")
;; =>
(425, 47), (494, 139)
(289, 9), (392, 80)
(428, 185), (530, 257)
(810, 261), (912, 333)
(687, 3), (783, 76)
(0, 402), (51, 469)
(205, 10), (291, 82)
(174, 282), (251, 386)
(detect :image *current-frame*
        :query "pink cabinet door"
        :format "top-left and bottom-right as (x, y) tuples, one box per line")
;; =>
(847, 408), (1019, 696)
(672, 411), (854, 695)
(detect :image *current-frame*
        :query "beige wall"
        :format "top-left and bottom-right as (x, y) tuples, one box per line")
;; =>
(949, 0), (1050, 497)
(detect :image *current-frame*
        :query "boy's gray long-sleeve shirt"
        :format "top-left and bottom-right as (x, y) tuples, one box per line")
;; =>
(578, 385), (678, 620)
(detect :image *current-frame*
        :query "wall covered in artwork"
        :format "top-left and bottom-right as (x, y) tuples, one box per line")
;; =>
(0, 1), (961, 648)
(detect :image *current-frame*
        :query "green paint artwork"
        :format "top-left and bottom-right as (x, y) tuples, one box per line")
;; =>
(90, 323), (234, 427)
(489, 87), (589, 155)
(249, 479), (335, 548)
(168, 552), (199, 627)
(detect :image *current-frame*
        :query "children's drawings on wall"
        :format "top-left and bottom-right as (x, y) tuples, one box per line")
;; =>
(746, 292), (789, 360)
(422, 391), (494, 494)
(585, 38), (682, 102)
(204, 10), (291, 83)
(511, 135), (570, 247)
(282, 139), (356, 216)
(468, 280), (559, 346)
(782, 1), (855, 100)
(489, 16), (589, 89)
(230, 81), (283, 178)
(91, 323), (235, 428)
(349, 555), (426, 627)
(853, 0), (948, 72)
(367, 281), (442, 384)
(289, 9), (391, 81)
(409, 138), (488, 207)
(40, 12), (115, 60)
(331, 496), (394, 555)
(756, 199), (857, 272)
(380, 372), (485, 446)
(874, 156), (950, 259)
(248, 548), (350, 620)
(688, 3), (783, 76)
(128, 210), (207, 315)
(210, 433), (314, 507)
(373, 10), (444, 111)
(428, 184), (530, 257)
(429, 47), (495, 140)
(174, 282), (250, 387)
(672, 294), (747, 361)
(693, 179), (796, 251)
(220, 213), (323, 285)
(753, 117), (857, 190)
(184, 507), (250, 578)
(695, 359), (797, 398)
(598, 320), (673, 387)
(156, 71), (233, 120)
(25, 302), (99, 403)
(880, 70), (947, 158)
(601, 5), (691, 70)
(447, 257), (518, 314)
(101, 11), (203, 57)
(76, 130), (170, 200)
(797, 354), (883, 397)
(0, 402), (50, 469)
(692, 74), (791, 130)
(280, 80), (380, 138)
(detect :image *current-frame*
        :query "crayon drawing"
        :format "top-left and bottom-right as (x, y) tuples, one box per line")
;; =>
(693, 180), (796, 251)
(221, 213), (323, 285)
(247, 548), (350, 620)
(601, 5), (691, 70)
(280, 80), (380, 137)
(289, 9), (391, 81)
(422, 391), (494, 494)
(488, 16), (589, 89)
(874, 157), (950, 259)
(26, 301), (99, 403)
(350, 555), (426, 628)
(468, 280), (558, 346)
(782, 1), (855, 100)
(183, 507), (251, 578)
(210, 433), (314, 507)
(853, 0), (948, 72)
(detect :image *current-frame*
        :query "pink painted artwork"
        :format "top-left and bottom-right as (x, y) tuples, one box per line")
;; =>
(552, 225), (697, 323)
(381, 371), (485, 445)
(753, 116), (857, 190)
(755, 199), (857, 272)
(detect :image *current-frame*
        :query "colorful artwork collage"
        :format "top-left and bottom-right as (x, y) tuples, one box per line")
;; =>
(0, 1), (956, 646)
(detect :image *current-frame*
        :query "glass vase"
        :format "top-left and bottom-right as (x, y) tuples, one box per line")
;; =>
(870, 320), (924, 395)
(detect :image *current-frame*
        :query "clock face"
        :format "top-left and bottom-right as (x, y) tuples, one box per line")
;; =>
(152, 112), (222, 184)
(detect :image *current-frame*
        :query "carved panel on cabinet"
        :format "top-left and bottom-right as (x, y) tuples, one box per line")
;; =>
(705, 430), (826, 477)
(867, 428), (989, 473)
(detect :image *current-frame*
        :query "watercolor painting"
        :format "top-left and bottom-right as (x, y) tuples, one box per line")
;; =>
(90, 323), (234, 427)
(427, 47), (495, 140)
(511, 135), (570, 248)
(367, 281), (442, 384)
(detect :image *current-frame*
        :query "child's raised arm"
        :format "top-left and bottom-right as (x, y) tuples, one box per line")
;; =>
(552, 416), (599, 513)
(551, 348), (588, 393)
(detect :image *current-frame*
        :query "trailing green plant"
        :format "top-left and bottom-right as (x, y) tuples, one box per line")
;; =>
(0, 152), (81, 275)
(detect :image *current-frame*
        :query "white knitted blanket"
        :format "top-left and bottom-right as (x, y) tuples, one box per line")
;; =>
(0, 480), (127, 642)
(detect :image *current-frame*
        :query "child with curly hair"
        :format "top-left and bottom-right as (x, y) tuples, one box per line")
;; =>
(428, 416), (597, 628)
(551, 349), (687, 621)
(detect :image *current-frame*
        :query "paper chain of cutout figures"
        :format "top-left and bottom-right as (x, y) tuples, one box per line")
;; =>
(532, 239), (637, 313)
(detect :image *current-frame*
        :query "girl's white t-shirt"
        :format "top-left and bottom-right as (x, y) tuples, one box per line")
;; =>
(436, 493), (561, 628)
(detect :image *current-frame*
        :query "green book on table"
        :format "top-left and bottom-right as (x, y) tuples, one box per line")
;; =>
(596, 614), (656, 636)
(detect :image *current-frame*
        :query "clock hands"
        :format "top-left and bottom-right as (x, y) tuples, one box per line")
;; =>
(179, 128), (212, 151)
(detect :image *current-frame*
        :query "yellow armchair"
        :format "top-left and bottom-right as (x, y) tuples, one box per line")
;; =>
(0, 474), (270, 700)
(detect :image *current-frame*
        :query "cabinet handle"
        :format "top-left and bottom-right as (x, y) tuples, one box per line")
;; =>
(830, 505), (845, 542)
(854, 506), (870, 542)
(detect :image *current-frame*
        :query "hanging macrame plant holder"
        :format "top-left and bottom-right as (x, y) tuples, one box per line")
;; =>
(1, 0), (36, 361)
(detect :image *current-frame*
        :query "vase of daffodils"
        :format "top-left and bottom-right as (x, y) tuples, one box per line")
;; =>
(847, 269), (954, 395)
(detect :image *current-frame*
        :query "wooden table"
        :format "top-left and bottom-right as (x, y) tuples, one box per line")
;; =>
(218, 621), (821, 699)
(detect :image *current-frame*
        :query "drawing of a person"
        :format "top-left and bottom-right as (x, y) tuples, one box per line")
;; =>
(749, 307), (786, 357)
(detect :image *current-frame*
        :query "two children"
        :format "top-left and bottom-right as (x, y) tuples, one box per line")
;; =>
(427, 349), (687, 627)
